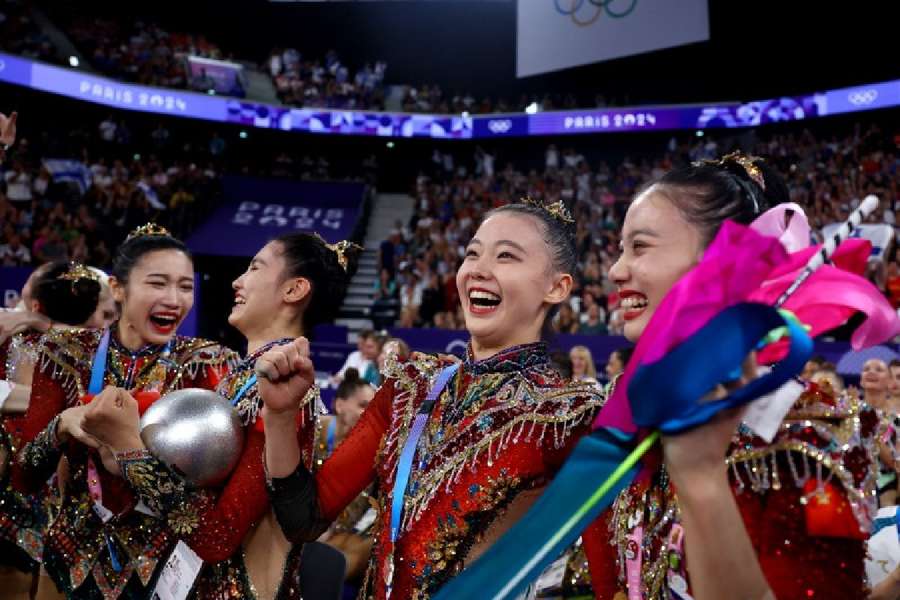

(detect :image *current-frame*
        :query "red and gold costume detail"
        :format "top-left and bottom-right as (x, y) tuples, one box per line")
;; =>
(189, 338), (320, 600)
(591, 381), (880, 600)
(268, 341), (605, 600)
(0, 331), (48, 570)
(11, 327), (237, 599)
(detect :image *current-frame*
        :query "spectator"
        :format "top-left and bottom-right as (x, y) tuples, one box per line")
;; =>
(554, 303), (579, 334)
(98, 115), (117, 143)
(398, 271), (423, 328)
(4, 161), (32, 202)
(862, 358), (895, 413)
(0, 233), (30, 265)
(569, 345), (598, 383)
(605, 346), (634, 381)
(373, 268), (397, 300)
(577, 303), (607, 335)
(801, 355), (827, 381)
(0, 111), (17, 165)
(332, 329), (375, 385)
(379, 230), (401, 275)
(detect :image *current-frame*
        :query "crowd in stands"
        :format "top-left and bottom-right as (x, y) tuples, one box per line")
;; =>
(266, 48), (387, 110)
(376, 123), (900, 335)
(0, 111), (376, 276)
(400, 87), (618, 115)
(65, 16), (235, 93)
(0, 119), (223, 273)
(0, 0), (57, 64)
(1, 2), (628, 115)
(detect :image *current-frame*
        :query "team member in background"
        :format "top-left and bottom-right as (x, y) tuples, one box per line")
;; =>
(11, 224), (238, 599)
(0, 262), (101, 600)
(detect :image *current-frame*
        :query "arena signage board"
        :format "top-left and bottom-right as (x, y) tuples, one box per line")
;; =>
(187, 176), (365, 257)
(517, 0), (710, 77)
(0, 51), (897, 140)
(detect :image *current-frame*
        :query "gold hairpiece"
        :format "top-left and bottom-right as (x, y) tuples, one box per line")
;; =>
(521, 196), (575, 224)
(703, 152), (766, 191)
(314, 234), (363, 272)
(126, 223), (172, 242)
(58, 262), (100, 284)
(58, 262), (100, 296)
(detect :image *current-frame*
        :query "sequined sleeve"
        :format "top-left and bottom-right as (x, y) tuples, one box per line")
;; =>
(12, 366), (69, 492)
(120, 452), (209, 526)
(269, 377), (394, 543)
(15, 414), (63, 489)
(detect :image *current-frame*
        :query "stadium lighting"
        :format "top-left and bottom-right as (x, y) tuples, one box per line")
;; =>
(386, 141), (395, 149)
(239, 130), (248, 139)
(695, 130), (704, 137)
(525, 102), (539, 114)
(68, 56), (79, 68)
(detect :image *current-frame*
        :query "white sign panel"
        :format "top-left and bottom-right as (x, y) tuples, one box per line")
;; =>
(517, 0), (710, 77)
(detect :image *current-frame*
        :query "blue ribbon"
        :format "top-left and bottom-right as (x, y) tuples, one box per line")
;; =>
(326, 418), (336, 457)
(434, 303), (812, 600)
(88, 329), (111, 395)
(629, 303), (812, 434)
(390, 363), (459, 542)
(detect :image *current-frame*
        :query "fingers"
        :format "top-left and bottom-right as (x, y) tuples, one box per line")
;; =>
(256, 337), (311, 381)
(68, 420), (101, 449)
(292, 337), (310, 358)
(741, 352), (758, 383)
(116, 388), (138, 410)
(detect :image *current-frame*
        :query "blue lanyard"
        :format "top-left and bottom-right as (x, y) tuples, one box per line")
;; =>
(326, 418), (336, 456)
(88, 329), (112, 395)
(390, 363), (459, 542)
(89, 329), (174, 394)
(231, 374), (257, 406)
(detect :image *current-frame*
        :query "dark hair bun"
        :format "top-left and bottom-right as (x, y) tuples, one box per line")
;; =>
(35, 261), (101, 325)
(656, 155), (790, 246)
(273, 233), (361, 336)
(336, 366), (369, 399)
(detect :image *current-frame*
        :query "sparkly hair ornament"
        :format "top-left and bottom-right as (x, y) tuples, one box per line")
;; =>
(59, 262), (100, 284)
(521, 196), (575, 225)
(58, 262), (101, 295)
(313, 234), (363, 272)
(125, 223), (172, 243)
(700, 151), (767, 192)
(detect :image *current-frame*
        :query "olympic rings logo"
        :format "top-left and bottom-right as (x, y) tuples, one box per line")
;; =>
(848, 90), (878, 105)
(487, 119), (513, 134)
(445, 339), (468, 356)
(554, 0), (638, 27)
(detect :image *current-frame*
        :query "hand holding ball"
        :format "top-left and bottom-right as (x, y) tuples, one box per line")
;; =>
(139, 388), (244, 487)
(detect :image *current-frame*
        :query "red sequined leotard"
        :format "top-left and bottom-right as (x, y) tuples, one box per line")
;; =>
(589, 382), (880, 600)
(12, 327), (237, 599)
(268, 342), (607, 599)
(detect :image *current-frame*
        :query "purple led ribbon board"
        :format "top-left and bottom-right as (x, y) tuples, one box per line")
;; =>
(0, 51), (897, 140)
